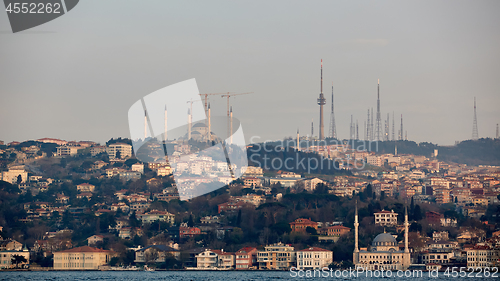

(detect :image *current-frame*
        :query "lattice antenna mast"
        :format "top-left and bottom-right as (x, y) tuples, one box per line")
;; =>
(375, 79), (382, 141)
(371, 108), (374, 140)
(366, 109), (370, 141)
(356, 120), (359, 140)
(385, 113), (390, 141)
(392, 111), (395, 141)
(472, 97), (479, 140)
(329, 83), (337, 139)
(400, 114), (404, 141)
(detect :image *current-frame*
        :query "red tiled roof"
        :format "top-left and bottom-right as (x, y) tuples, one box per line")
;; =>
(55, 246), (112, 253)
(236, 246), (257, 254)
(326, 225), (350, 230)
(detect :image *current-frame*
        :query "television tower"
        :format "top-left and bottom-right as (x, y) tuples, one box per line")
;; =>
(329, 83), (337, 139)
(375, 79), (382, 141)
(317, 60), (326, 140)
(472, 97), (479, 140)
(496, 124), (499, 139)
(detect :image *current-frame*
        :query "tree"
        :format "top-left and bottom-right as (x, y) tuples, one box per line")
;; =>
(11, 255), (27, 268)
(144, 248), (159, 265)
(414, 205), (423, 221)
(305, 226), (317, 235)
(410, 197), (415, 220)
(115, 150), (122, 160)
(236, 210), (242, 227)
(188, 214), (195, 227)
(129, 211), (140, 228)
(380, 191), (386, 201)
(364, 184), (373, 198)
(409, 222), (422, 232)
(16, 174), (22, 185)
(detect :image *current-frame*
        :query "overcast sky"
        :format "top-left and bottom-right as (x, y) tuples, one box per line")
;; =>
(1, 0), (499, 146)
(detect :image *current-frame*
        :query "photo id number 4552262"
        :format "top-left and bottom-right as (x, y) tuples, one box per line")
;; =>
(443, 267), (498, 278)
(5, 2), (61, 14)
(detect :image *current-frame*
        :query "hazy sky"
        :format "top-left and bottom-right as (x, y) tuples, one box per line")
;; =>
(1, 0), (499, 146)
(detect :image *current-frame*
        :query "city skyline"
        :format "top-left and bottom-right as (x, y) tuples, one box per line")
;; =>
(1, 1), (500, 145)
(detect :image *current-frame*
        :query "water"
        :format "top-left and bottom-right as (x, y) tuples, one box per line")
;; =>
(0, 271), (495, 280)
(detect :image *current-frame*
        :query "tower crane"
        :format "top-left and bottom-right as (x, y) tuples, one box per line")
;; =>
(221, 92), (253, 139)
(199, 93), (230, 113)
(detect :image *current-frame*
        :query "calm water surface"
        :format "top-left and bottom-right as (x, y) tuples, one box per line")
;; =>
(0, 271), (495, 280)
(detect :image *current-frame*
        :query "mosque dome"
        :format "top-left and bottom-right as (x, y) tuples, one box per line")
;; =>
(192, 123), (207, 128)
(372, 233), (397, 247)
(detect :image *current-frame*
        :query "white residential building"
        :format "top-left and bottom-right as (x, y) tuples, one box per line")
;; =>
(374, 210), (398, 226)
(107, 143), (132, 160)
(296, 247), (333, 270)
(56, 146), (79, 157)
(1, 166), (28, 184)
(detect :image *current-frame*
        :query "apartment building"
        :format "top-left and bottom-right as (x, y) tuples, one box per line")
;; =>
(374, 210), (398, 226)
(235, 247), (257, 269)
(467, 246), (499, 268)
(257, 242), (296, 270)
(106, 143), (132, 160)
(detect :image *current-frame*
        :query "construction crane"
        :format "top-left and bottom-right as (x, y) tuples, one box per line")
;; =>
(221, 92), (253, 139)
(199, 93), (231, 113)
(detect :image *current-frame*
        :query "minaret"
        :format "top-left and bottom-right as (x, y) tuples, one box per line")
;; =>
(395, 145), (398, 156)
(187, 108), (192, 140)
(230, 106), (233, 145)
(296, 129), (300, 151)
(375, 79), (382, 141)
(207, 103), (211, 142)
(144, 110), (147, 140)
(405, 206), (409, 253)
(164, 105), (167, 142)
(353, 200), (359, 265)
(403, 205), (410, 269)
(317, 60), (326, 140)
(496, 124), (499, 139)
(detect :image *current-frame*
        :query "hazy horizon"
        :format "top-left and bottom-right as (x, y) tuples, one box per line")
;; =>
(1, 1), (499, 146)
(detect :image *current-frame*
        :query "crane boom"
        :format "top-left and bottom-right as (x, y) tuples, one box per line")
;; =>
(220, 92), (253, 140)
